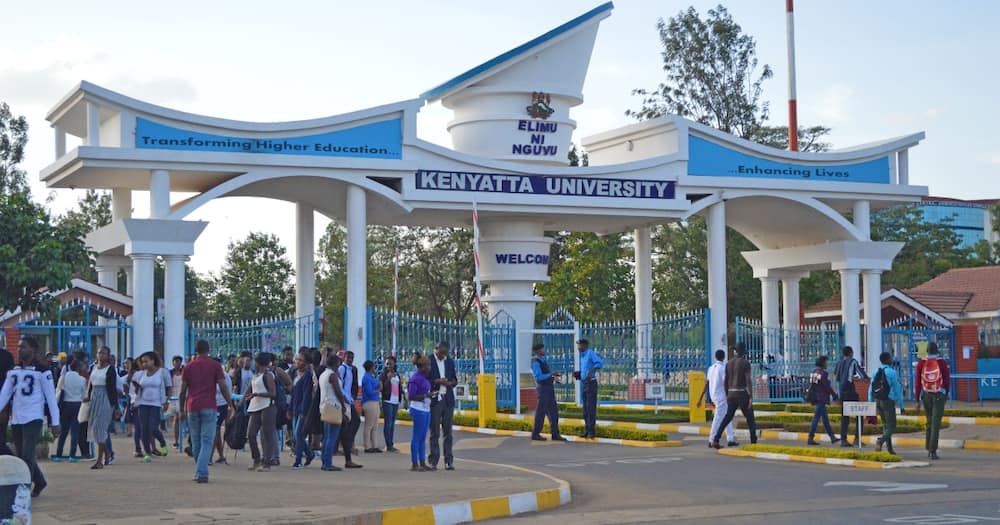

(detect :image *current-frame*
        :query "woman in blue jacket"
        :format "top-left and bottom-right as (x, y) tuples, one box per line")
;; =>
(289, 350), (315, 469)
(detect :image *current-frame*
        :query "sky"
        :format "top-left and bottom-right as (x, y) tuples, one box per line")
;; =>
(4, 0), (1000, 275)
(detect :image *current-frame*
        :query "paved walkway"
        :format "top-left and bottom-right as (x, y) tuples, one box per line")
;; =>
(32, 433), (559, 525)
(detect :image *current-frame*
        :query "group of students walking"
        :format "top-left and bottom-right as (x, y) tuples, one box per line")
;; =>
(699, 340), (952, 459)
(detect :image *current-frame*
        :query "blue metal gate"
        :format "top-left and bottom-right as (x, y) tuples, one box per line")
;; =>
(881, 317), (955, 401)
(543, 308), (710, 404)
(367, 306), (517, 407)
(15, 301), (133, 363)
(735, 317), (843, 402)
(185, 308), (321, 358)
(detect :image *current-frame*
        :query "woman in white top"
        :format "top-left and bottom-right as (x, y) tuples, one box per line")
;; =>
(53, 359), (87, 461)
(319, 353), (348, 471)
(246, 353), (277, 472)
(133, 351), (169, 462)
(85, 346), (118, 470)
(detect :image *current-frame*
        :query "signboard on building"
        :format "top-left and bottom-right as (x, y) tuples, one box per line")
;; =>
(135, 117), (402, 159)
(687, 136), (891, 184)
(414, 170), (675, 200)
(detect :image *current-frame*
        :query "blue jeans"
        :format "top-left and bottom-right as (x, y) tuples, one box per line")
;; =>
(56, 401), (81, 458)
(410, 408), (430, 464)
(138, 405), (161, 455)
(382, 402), (399, 448)
(293, 414), (315, 466)
(188, 409), (217, 480)
(321, 423), (342, 469)
(809, 403), (836, 440)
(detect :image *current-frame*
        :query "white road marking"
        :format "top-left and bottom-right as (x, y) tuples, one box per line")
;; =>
(545, 456), (681, 468)
(824, 481), (949, 493)
(885, 514), (1000, 524)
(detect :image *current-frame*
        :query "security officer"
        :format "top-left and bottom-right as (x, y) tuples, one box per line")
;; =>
(573, 338), (603, 439)
(530, 344), (566, 442)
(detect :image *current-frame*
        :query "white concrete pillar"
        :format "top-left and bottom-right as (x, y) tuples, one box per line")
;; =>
(112, 188), (132, 221)
(346, 186), (367, 359)
(296, 203), (316, 348)
(164, 255), (187, 364)
(55, 127), (66, 158)
(634, 227), (653, 379)
(781, 276), (801, 375)
(131, 254), (156, 358)
(125, 267), (134, 297)
(85, 101), (100, 146)
(853, 200), (871, 240)
(479, 220), (551, 374)
(862, 270), (883, 373)
(839, 269), (862, 356)
(898, 150), (909, 185)
(760, 276), (780, 357)
(149, 169), (171, 219)
(706, 202), (728, 350)
(95, 258), (120, 357)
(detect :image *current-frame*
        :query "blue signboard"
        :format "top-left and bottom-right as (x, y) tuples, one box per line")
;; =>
(135, 117), (402, 159)
(415, 170), (675, 199)
(687, 136), (890, 184)
(978, 359), (1000, 399)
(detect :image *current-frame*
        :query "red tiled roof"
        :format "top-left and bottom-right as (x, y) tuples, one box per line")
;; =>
(906, 266), (1000, 313)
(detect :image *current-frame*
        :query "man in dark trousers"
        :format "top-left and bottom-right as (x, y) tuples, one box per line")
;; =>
(428, 341), (457, 470)
(915, 342), (950, 460)
(835, 346), (868, 447)
(337, 351), (362, 468)
(530, 343), (566, 442)
(711, 342), (758, 449)
(573, 339), (603, 439)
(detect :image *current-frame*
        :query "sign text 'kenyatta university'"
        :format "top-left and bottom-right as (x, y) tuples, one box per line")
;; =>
(415, 170), (675, 199)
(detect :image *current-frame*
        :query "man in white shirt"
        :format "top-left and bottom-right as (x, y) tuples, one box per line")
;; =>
(697, 349), (737, 448)
(0, 337), (60, 497)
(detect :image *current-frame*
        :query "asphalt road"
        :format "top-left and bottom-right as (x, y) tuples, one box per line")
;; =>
(394, 427), (1000, 524)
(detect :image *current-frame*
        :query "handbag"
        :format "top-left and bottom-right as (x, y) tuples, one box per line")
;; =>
(78, 400), (91, 423)
(320, 400), (343, 425)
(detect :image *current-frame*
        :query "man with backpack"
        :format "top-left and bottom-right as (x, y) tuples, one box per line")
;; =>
(868, 351), (903, 455)
(834, 346), (868, 447)
(915, 342), (950, 460)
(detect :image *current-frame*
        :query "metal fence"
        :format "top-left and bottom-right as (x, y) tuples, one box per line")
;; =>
(185, 308), (321, 358)
(543, 308), (710, 404)
(368, 306), (517, 407)
(882, 317), (955, 401)
(735, 318), (843, 402)
(14, 301), (133, 362)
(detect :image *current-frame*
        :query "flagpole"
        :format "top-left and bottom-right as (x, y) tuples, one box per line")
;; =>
(786, 0), (799, 151)
(472, 201), (486, 375)
(392, 250), (399, 358)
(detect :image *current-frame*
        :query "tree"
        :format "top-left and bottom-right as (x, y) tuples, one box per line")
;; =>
(213, 232), (295, 320)
(58, 189), (113, 280)
(626, 5), (772, 140)
(536, 232), (634, 322)
(754, 125), (832, 153)
(0, 102), (29, 195)
(0, 102), (91, 314)
(871, 206), (970, 290)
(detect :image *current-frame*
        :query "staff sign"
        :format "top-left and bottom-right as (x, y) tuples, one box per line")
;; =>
(842, 401), (877, 417)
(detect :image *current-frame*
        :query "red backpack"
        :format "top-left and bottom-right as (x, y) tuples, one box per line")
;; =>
(921, 358), (943, 393)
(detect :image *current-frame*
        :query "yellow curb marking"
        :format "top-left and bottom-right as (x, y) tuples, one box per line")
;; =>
(382, 505), (435, 525)
(536, 488), (562, 511)
(470, 496), (511, 521)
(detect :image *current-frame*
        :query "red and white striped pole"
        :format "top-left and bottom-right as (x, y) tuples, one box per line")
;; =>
(786, 0), (799, 151)
(472, 201), (486, 375)
(392, 250), (399, 358)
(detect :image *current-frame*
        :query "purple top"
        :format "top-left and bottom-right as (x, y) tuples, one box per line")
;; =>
(407, 370), (431, 400)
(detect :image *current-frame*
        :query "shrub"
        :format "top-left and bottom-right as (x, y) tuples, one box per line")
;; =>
(558, 408), (690, 424)
(486, 418), (669, 442)
(740, 443), (901, 462)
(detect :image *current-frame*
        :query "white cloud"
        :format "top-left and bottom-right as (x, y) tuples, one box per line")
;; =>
(813, 83), (856, 124)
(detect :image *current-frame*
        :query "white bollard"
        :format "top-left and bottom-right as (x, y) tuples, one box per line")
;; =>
(0, 455), (31, 523)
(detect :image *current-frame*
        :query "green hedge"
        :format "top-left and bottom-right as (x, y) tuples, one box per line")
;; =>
(558, 408), (690, 424)
(738, 419), (935, 435)
(741, 443), (901, 462)
(486, 418), (669, 441)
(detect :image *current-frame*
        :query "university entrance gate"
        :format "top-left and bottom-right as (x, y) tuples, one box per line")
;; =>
(39, 3), (930, 404)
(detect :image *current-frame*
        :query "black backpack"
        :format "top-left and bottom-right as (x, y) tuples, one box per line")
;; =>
(224, 409), (249, 450)
(871, 368), (891, 401)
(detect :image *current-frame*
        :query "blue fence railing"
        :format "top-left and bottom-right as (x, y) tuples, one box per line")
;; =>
(882, 318), (954, 401)
(13, 301), (133, 362)
(367, 306), (517, 408)
(736, 318), (843, 402)
(543, 308), (710, 403)
(185, 308), (321, 358)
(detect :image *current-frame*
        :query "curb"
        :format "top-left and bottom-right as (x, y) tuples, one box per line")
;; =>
(382, 462), (571, 525)
(593, 405), (1000, 426)
(717, 448), (931, 469)
(397, 419), (678, 448)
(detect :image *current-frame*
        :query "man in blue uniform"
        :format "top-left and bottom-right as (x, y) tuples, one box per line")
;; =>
(573, 339), (603, 439)
(530, 343), (566, 442)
